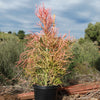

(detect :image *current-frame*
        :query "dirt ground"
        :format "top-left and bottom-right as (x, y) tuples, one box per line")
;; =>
(0, 93), (100, 100)
(0, 85), (100, 100)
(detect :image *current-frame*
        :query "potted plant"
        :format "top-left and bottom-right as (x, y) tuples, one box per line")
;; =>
(17, 5), (72, 100)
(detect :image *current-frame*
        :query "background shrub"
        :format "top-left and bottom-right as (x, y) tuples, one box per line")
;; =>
(0, 33), (25, 85)
(63, 40), (100, 86)
(71, 40), (100, 68)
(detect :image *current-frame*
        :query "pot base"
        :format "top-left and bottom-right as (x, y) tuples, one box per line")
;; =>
(33, 85), (58, 100)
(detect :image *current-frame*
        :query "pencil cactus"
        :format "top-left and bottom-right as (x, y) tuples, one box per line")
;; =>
(17, 5), (73, 86)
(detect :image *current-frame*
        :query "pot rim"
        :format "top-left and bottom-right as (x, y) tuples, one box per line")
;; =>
(33, 85), (59, 89)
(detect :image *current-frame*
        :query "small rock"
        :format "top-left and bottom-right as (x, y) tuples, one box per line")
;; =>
(90, 98), (98, 100)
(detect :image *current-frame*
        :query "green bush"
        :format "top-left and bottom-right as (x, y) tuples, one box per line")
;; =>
(85, 22), (100, 45)
(63, 40), (100, 85)
(0, 33), (25, 85)
(17, 30), (25, 39)
(71, 40), (100, 68)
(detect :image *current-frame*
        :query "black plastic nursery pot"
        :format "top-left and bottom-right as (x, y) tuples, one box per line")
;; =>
(33, 85), (58, 100)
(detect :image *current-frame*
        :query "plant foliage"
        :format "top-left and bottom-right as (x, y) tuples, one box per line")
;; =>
(0, 33), (24, 84)
(17, 5), (73, 86)
(85, 22), (100, 45)
(71, 40), (100, 68)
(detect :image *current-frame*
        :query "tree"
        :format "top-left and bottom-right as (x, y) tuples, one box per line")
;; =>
(8, 31), (12, 34)
(17, 30), (25, 39)
(85, 22), (100, 45)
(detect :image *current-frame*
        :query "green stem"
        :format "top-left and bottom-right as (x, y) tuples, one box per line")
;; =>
(44, 72), (48, 86)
